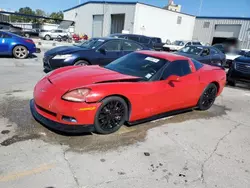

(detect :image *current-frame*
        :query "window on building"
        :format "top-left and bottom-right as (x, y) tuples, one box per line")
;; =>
(161, 60), (191, 80)
(203, 22), (210, 28)
(177, 16), (182, 24)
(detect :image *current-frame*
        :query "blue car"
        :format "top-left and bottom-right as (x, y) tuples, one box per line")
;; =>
(43, 37), (149, 72)
(0, 31), (38, 59)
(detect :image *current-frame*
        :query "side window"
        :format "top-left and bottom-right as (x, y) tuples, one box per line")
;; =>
(100, 40), (121, 51)
(191, 59), (204, 70)
(210, 48), (218, 55)
(186, 42), (191, 46)
(0, 32), (3, 38)
(161, 60), (191, 80)
(122, 41), (143, 51)
(201, 48), (210, 56)
(140, 36), (150, 44)
(127, 36), (140, 42)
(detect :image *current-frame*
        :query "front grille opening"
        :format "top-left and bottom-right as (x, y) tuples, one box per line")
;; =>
(36, 104), (56, 117)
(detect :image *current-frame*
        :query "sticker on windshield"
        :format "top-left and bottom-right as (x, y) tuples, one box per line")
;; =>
(145, 57), (160, 63)
(145, 73), (152, 79)
(98, 39), (105, 42)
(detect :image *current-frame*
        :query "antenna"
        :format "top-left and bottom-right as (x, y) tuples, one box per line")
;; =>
(198, 0), (203, 16)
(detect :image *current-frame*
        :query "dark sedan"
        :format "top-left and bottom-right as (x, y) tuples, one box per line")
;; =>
(43, 37), (148, 72)
(175, 45), (226, 67)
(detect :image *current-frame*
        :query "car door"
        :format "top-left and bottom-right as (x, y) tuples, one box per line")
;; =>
(0, 32), (11, 54)
(121, 40), (143, 56)
(151, 60), (199, 114)
(95, 40), (122, 66)
(210, 48), (222, 65)
(199, 48), (211, 64)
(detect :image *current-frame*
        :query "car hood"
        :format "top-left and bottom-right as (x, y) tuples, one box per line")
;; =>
(45, 45), (89, 56)
(226, 53), (241, 60)
(235, 56), (250, 63)
(48, 66), (139, 90)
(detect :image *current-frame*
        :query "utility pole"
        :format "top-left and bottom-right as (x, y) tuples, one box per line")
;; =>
(198, 0), (203, 16)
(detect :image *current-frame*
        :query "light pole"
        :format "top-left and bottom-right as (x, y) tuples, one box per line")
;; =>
(198, 0), (203, 16)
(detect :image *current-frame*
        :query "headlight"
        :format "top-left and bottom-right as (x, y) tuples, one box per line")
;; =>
(62, 88), (91, 102)
(52, 54), (72, 59)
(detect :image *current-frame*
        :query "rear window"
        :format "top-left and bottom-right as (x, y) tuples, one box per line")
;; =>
(152, 38), (162, 43)
(127, 36), (140, 42)
(140, 36), (150, 44)
(191, 59), (204, 70)
(193, 42), (202, 45)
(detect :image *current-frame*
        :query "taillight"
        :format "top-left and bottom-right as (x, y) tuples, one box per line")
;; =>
(25, 39), (34, 44)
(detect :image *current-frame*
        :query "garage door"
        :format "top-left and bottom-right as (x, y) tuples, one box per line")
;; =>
(214, 24), (241, 38)
(92, 15), (103, 37)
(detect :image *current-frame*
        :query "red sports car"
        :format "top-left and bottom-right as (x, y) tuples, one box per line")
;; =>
(30, 51), (226, 134)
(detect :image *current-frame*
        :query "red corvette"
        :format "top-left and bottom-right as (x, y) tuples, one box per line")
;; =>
(30, 51), (226, 134)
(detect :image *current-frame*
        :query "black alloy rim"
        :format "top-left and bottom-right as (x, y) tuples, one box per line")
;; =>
(202, 87), (217, 108)
(98, 100), (125, 131)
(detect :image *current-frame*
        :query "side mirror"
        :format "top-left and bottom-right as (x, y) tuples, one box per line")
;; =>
(99, 48), (106, 54)
(167, 75), (181, 83)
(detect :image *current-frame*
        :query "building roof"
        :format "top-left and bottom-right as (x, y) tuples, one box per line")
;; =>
(63, 1), (137, 12)
(197, 16), (250, 21)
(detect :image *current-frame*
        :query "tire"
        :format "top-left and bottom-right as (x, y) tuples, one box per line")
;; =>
(227, 80), (236, 86)
(197, 83), (218, 111)
(13, 45), (28, 59)
(94, 96), (128, 134)
(74, 60), (90, 66)
(45, 35), (51, 40)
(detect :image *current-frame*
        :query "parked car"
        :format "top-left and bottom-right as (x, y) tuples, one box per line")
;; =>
(0, 31), (39, 59)
(175, 45), (226, 67)
(23, 29), (39, 38)
(224, 49), (250, 68)
(0, 22), (23, 36)
(109, 34), (164, 51)
(227, 51), (250, 86)
(163, 40), (202, 51)
(30, 51), (226, 134)
(43, 37), (148, 72)
(39, 29), (69, 40)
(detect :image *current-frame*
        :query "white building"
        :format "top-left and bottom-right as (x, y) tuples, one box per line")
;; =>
(63, 1), (195, 42)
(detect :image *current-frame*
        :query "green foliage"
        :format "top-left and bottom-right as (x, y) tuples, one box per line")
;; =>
(10, 7), (63, 23)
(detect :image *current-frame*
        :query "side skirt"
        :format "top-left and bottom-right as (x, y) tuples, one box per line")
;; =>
(126, 107), (196, 126)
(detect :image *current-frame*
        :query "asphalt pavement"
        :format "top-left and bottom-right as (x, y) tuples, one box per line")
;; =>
(0, 51), (250, 188)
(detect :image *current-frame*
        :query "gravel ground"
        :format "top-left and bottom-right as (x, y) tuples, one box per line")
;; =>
(0, 52), (250, 188)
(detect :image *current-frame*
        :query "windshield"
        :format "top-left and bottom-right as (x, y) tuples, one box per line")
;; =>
(245, 51), (250, 57)
(172, 40), (185, 46)
(74, 38), (105, 49)
(105, 53), (167, 80)
(179, 46), (203, 55)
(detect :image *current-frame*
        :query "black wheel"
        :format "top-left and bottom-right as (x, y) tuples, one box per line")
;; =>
(197, 83), (217, 111)
(45, 35), (51, 40)
(94, 96), (128, 134)
(227, 80), (236, 86)
(13, 45), (28, 59)
(74, 60), (90, 66)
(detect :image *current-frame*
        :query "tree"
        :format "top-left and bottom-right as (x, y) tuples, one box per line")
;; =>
(49, 11), (63, 23)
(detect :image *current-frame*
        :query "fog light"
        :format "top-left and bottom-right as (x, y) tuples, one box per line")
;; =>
(62, 116), (77, 123)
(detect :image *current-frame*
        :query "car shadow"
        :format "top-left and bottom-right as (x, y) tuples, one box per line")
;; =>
(0, 54), (38, 59)
(226, 83), (250, 91)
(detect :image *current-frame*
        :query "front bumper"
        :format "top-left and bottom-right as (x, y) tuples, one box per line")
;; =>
(227, 68), (250, 83)
(30, 99), (95, 133)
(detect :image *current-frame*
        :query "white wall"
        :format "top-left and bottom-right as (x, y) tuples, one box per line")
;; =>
(133, 3), (195, 43)
(64, 3), (136, 37)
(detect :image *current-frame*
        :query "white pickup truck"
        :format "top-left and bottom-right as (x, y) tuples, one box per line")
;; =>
(163, 40), (202, 51)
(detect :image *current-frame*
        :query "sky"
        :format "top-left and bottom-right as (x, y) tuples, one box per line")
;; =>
(1, 0), (250, 17)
